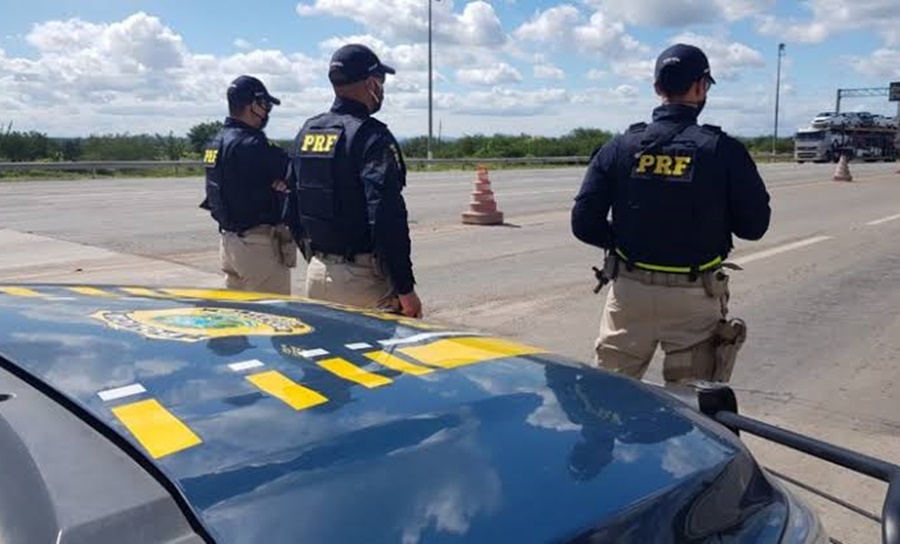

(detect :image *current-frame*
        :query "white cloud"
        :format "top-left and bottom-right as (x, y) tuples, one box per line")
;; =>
(587, 0), (773, 26)
(596, 0), (719, 27)
(456, 63), (523, 85)
(514, 5), (581, 43)
(533, 55), (565, 80)
(296, 0), (505, 47)
(756, 0), (900, 45)
(573, 11), (647, 56)
(453, 87), (569, 116)
(234, 38), (252, 50)
(514, 5), (646, 58)
(571, 84), (641, 105)
(846, 48), (900, 79)
(668, 33), (766, 81)
(585, 68), (607, 81)
(534, 64), (565, 80)
(0, 12), (325, 136)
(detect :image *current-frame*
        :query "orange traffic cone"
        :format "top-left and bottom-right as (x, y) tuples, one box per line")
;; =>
(833, 153), (852, 182)
(461, 167), (504, 225)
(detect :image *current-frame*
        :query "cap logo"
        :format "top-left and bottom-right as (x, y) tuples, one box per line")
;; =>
(661, 56), (681, 66)
(367, 62), (379, 72)
(330, 61), (344, 68)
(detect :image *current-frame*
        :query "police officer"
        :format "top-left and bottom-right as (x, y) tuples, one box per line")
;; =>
(288, 44), (422, 318)
(201, 75), (297, 295)
(571, 43), (771, 384)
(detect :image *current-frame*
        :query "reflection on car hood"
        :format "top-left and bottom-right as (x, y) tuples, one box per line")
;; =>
(0, 285), (787, 543)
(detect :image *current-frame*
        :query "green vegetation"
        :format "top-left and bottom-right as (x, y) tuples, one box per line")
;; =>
(0, 120), (796, 179)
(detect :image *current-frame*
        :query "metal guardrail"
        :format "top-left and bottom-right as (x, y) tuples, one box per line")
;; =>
(0, 157), (592, 173)
(0, 153), (795, 173)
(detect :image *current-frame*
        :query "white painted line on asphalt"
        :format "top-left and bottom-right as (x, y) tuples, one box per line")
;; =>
(731, 235), (833, 266)
(346, 342), (373, 350)
(98, 383), (146, 402)
(229, 360), (265, 372)
(866, 213), (900, 226)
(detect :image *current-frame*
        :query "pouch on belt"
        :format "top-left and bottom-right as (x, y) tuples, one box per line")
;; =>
(711, 318), (747, 382)
(271, 225), (298, 268)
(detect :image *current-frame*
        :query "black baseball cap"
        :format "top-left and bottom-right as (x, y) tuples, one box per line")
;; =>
(654, 44), (716, 89)
(328, 44), (396, 85)
(227, 75), (281, 107)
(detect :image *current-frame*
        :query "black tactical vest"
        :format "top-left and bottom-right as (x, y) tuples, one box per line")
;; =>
(290, 112), (373, 256)
(201, 130), (233, 229)
(201, 124), (284, 232)
(613, 122), (728, 270)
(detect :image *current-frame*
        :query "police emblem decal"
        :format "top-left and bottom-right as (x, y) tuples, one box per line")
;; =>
(92, 307), (313, 342)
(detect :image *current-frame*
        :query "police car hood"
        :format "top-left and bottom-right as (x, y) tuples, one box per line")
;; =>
(0, 285), (787, 543)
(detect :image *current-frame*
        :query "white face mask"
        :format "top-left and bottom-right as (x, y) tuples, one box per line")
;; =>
(368, 78), (384, 114)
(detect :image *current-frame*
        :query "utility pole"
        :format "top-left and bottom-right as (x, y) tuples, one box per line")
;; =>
(427, 0), (434, 162)
(772, 43), (785, 157)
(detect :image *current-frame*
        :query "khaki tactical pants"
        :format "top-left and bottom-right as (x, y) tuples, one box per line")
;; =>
(595, 268), (734, 383)
(304, 253), (400, 311)
(220, 225), (297, 296)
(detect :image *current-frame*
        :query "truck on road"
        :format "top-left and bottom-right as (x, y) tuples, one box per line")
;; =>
(795, 125), (898, 163)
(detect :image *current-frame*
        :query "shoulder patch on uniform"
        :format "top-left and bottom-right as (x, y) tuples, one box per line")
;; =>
(296, 128), (343, 158)
(627, 122), (648, 132)
(202, 148), (219, 166)
(700, 123), (723, 134)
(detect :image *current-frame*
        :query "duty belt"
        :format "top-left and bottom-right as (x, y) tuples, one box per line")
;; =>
(616, 266), (708, 288)
(312, 251), (375, 266)
(614, 248), (722, 274)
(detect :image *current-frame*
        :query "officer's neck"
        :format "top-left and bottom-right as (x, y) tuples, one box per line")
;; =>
(333, 94), (374, 116)
(661, 98), (700, 109)
(232, 112), (262, 129)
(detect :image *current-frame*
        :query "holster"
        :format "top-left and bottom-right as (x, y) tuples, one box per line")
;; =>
(711, 318), (747, 382)
(271, 225), (298, 268)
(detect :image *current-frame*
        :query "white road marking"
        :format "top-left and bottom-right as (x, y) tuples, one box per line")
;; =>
(299, 348), (330, 358)
(346, 342), (373, 350)
(866, 213), (900, 226)
(378, 331), (482, 347)
(228, 360), (265, 372)
(731, 235), (833, 266)
(98, 383), (146, 402)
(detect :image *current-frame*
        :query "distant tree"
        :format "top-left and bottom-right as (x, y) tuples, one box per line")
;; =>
(61, 139), (83, 161)
(187, 121), (224, 154)
(157, 131), (187, 160)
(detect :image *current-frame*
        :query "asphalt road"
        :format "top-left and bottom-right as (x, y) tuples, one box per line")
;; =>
(2, 160), (900, 542)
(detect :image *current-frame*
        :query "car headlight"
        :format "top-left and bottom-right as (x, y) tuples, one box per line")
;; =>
(774, 477), (830, 544)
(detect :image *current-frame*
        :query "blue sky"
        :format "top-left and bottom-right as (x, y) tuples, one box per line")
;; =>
(1, 0), (898, 139)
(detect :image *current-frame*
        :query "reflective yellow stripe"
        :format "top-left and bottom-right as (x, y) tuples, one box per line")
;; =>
(615, 249), (722, 273)
(364, 351), (434, 376)
(68, 286), (116, 297)
(160, 289), (278, 301)
(0, 286), (43, 297)
(120, 287), (165, 297)
(398, 337), (546, 369)
(318, 357), (392, 388)
(247, 370), (328, 410)
(111, 399), (202, 459)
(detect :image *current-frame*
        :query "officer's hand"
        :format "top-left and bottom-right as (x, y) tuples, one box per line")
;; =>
(271, 179), (289, 193)
(398, 291), (423, 319)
